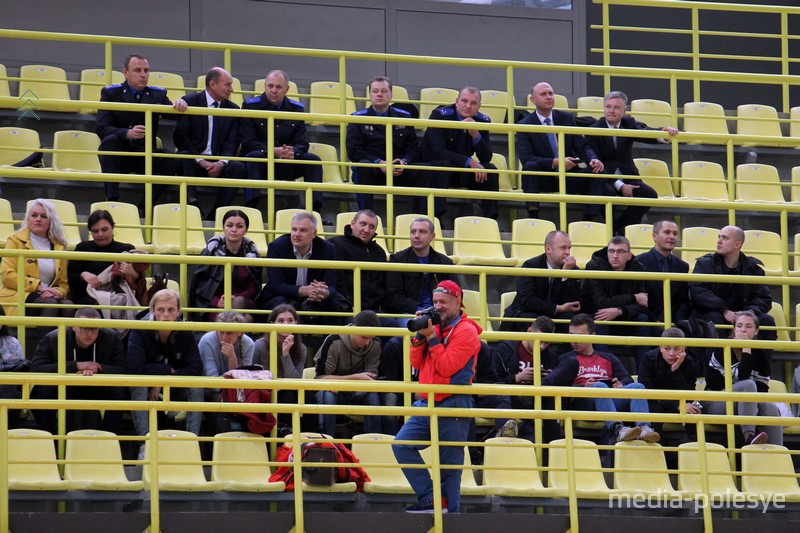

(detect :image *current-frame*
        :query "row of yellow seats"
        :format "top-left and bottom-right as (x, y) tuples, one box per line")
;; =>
(8, 428), (799, 502)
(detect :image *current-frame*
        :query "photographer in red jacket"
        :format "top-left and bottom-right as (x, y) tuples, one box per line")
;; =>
(392, 280), (480, 514)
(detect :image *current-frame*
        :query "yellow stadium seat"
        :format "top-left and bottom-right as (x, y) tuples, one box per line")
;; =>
(212, 205), (268, 256)
(743, 229), (783, 274)
(143, 430), (220, 491)
(500, 291), (516, 315)
(308, 142), (344, 184)
(273, 209), (324, 238)
(576, 96), (604, 118)
(614, 441), (684, 496)
(335, 211), (388, 252)
(308, 81), (357, 126)
(79, 68), (124, 114)
(149, 71), (185, 104)
(7, 429), (71, 490)
(394, 214), (445, 254)
(18, 64), (72, 111)
(351, 433), (414, 494)
(195, 74), (243, 107)
(633, 158), (675, 198)
(741, 443), (800, 502)
(567, 221), (608, 268)
(794, 234), (800, 273)
(479, 89), (509, 124)
(210, 432), (285, 492)
(420, 87), (459, 120)
(736, 103), (783, 145)
(151, 203), (207, 255)
(0, 126), (44, 168)
(52, 129), (101, 173)
(451, 216), (516, 267)
(482, 437), (556, 497)
(767, 302), (791, 343)
(27, 198), (82, 250)
(680, 161), (729, 202)
(491, 153), (515, 191)
(510, 217), (556, 266)
(677, 442), (740, 497)
(364, 84), (410, 104)
(630, 98), (674, 130)
(253, 78), (299, 100)
(682, 101), (729, 143)
(419, 445), (490, 496)
(90, 201), (150, 252)
(625, 223), (654, 256)
(790, 107), (800, 142)
(146, 277), (180, 293)
(735, 163), (786, 203)
(680, 226), (718, 266)
(547, 438), (613, 499)
(462, 289), (492, 331)
(64, 429), (143, 491)
(0, 198), (16, 248)
(0, 64), (10, 104)
(791, 166), (800, 203)
(280, 433), (357, 493)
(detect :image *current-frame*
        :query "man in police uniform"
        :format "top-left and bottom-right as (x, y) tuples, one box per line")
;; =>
(346, 76), (438, 214)
(96, 53), (188, 203)
(239, 69), (325, 219)
(418, 86), (499, 219)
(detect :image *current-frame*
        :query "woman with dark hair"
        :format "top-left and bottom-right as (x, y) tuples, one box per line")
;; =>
(704, 310), (783, 446)
(68, 209), (143, 306)
(190, 209), (261, 322)
(0, 199), (72, 323)
(252, 303), (306, 378)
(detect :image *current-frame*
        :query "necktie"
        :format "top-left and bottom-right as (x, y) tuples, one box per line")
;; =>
(661, 256), (670, 272)
(210, 101), (220, 153)
(613, 125), (618, 148)
(543, 117), (558, 155)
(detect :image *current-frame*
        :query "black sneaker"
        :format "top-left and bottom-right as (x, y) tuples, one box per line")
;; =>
(404, 498), (448, 513)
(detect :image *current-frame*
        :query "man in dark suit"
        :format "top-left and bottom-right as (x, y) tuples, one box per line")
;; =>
(501, 230), (581, 332)
(586, 91), (678, 234)
(635, 220), (690, 327)
(517, 82), (609, 221)
(96, 53), (187, 203)
(260, 211), (341, 324)
(418, 86), (499, 219)
(173, 67), (246, 219)
(239, 70), (326, 220)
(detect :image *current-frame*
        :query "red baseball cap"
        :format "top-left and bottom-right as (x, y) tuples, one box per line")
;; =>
(433, 280), (463, 299)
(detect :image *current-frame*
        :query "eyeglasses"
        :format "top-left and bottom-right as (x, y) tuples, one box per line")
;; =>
(608, 249), (630, 255)
(77, 327), (99, 334)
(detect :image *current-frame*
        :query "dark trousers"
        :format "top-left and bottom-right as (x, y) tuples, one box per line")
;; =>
(521, 161), (614, 218)
(614, 178), (658, 231)
(99, 135), (180, 202)
(32, 384), (128, 435)
(244, 150), (323, 210)
(419, 160), (499, 218)
(179, 154), (247, 209)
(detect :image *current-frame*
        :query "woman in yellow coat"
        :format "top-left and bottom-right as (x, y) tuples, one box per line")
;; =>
(0, 199), (72, 322)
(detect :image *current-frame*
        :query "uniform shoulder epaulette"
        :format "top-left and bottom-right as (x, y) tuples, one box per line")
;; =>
(392, 107), (411, 117)
(438, 106), (455, 117)
(287, 98), (304, 109)
(149, 85), (166, 92)
(244, 96), (261, 105)
(104, 83), (123, 90)
(353, 109), (369, 116)
(475, 111), (491, 123)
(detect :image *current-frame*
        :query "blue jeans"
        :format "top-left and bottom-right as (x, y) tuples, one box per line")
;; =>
(315, 390), (382, 436)
(392, 394), (474, 513)
(569, 382), (650, 430)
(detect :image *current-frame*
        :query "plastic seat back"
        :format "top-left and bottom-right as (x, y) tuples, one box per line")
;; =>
(483, 437), (549, 493)
(213, 205), (268, 256)
(735, 164), (785, 203)
(677, 441), (739, 494)
(151, 203), (207, 254)
(576, 96), (604, 118)
(741, 443), (800, 495)
(625, 223), (654, 256)
(351, 433), (413, 493)
(491, 153), (515, 191)
(683, 101), (729, 142)
(614, 441), (676, 493)
(510, 218), (556, 266)
(0, 198), (16, 248)
(27, 198), (82, 249)
(420, 87), (458, 120)
(19, 64), (71, 111)
(149, 71), (186, 104)
(681, 161), (729, 201)
(451, 216), (516, 266)
(567, 221), (608, 268)
(479, 89), (509, 124)
(742, 229), (783, 274)
(143, 430), (216, 491)
(308, 142), (344, 184)
(634, 158), (675, 198)
(680, 226), (719, 265)
(8, 428), (69, 489)
(89, 201), (149, 251)
(308, 81), (356, 125)
(79, 68), (124, 114)
(631, 98), (674, 129)
(64, 429), (143, 490)
(52, 130), (101, 173)
(0, 126), (42, 167)
(737, 103), (783, 143)
(548, 438), (611, 497)
(0, 64), (10, 103)
(211, 431), (277, 489)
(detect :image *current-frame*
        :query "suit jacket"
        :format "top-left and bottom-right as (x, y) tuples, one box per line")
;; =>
(346, 105), (419, 164)
(516, 109), (597, 170)
(586, 116), (661, 177)
(263, 234), (338, 302)
(635, 247), (690, 322)
(504, 253), (581, 319)
(173, 90), (241, 157)
(96, 81), (173, 149)
(419, 103), (493, 166)
(384, 246), (453, 314)
(239, 95), (310, 156)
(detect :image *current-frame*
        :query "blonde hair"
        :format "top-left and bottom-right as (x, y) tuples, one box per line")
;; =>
(22, 199), (67, 246)
(149, 288), (181, 314)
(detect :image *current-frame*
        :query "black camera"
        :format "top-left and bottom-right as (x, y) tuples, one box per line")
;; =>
(407, 306), (441, 332)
